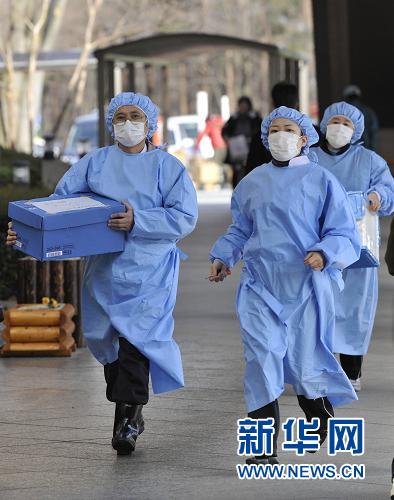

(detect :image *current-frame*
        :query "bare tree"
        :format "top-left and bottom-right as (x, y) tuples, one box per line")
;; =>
(26, 0), (51, 151)
(0, 0), (314, 151)
(51, 0), (130, 136)
(0, 0), (68, 152)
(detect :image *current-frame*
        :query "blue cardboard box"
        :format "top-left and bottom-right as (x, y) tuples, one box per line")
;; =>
(347, 191), (380, 269)
(8, 192), (125, 261)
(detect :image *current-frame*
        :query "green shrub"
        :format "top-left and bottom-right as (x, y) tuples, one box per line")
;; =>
(0, 147), (42, 186)
(0, 184), (51, 299)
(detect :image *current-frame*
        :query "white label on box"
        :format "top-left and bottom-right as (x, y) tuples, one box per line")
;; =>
(46, 250), (63, 257)
(30, 196), (106, 214)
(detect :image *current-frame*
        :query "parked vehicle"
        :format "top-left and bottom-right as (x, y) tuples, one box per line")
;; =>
(61, 111), (99, 165)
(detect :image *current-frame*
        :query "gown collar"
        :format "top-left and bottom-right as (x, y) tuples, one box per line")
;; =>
(321, 139), (350, 156)
(114, 141), (158, 156)
(272, 155), (310, 168)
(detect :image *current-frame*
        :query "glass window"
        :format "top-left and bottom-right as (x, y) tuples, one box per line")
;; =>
(66, 120), (98, 151)
(167, 129), (176, 145)
(178, 123), (198, 140)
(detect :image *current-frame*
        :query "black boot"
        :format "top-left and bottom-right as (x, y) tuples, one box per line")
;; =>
(340, 354), (363, 392)
(112, 403), (145, 455)
(113, 403), (121, 438)
(112, 402), (145, 438)
(246, 399), (280, 465)
(104, 360), (120, 402)
(297, 395), (334, 452)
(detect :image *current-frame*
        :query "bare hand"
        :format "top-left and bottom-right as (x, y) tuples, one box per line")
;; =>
(108, 201), (134, 231)
(367, 192), (381, 212)
(6, 221), (17, 246)
(304, 251), (325, 271)
(208, 259), (232, 282)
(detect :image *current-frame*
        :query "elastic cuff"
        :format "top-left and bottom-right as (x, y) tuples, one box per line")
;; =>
(210, 256), (230, 267)
(367, 189), (381, 201)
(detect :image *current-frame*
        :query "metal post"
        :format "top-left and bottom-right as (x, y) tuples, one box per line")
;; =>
(145, 63), (155, 99)
(160, 65), (169, 143)
(123, 63), (136, 92)
(268, 49), (281, 93)
(97, 54), (106, 147)
(97, 55), (115, 147)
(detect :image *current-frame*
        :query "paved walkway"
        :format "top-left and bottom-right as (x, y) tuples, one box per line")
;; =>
(0, 196), (393, 500)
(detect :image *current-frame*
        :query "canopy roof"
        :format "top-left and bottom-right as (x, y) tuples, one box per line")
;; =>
(94, 32), (299, 63)
(95, 32), (302, 146)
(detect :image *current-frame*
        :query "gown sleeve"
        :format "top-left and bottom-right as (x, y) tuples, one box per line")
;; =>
(309, 176), (361, 270)
(131, 154), (198, 241)
(209, 188), (253, 268)
(54, 153), (92, 195)
(367, 151), (394, 216)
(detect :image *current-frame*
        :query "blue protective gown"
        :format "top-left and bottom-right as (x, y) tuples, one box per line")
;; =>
(314, 144), (394, 355)
(210, 156), (360, 412)
(55, 145), (198, 394)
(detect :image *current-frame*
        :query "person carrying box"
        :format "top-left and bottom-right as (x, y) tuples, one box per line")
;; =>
(7, 92), (198, 456)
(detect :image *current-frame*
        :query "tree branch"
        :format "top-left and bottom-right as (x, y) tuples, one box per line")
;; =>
(51, 0), (103, 136)
(27, 0), (51, 151)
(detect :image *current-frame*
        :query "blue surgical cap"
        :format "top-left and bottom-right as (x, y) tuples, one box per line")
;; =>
(106, 92), (159, 138)
(261, 106), (319, 153)
(320, 101), (364, 143)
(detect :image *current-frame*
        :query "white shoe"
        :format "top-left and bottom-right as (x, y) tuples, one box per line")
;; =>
(350, 378), (361, 392)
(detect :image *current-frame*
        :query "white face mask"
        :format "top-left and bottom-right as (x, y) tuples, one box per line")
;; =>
(326, 123), (353, 149)
(268, 131), (301, 161)
(113, 120), (147, 147)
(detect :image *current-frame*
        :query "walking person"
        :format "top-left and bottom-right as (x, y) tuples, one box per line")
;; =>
(222, 96), (261, 188)
(246, 81), (301, 174)
(343, 85), (379, 151)
(314, 101), (394, 391)
(208, 106), (360, 464)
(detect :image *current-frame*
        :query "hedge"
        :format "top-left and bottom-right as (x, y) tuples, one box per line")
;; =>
(0, 147), (42, 186)
(0, 184), (51, 299)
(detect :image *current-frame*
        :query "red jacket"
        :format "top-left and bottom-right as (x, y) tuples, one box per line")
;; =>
(196, 116), (226, 149)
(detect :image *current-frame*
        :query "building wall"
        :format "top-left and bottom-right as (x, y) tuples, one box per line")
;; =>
(312, 0), (394, 128)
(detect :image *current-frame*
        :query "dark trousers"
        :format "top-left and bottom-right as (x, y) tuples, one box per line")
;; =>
(104, 337), (149, 405)
(231, 163), (245, 188)
(248, 396), (334, 454)
(340, 354), (363, 380)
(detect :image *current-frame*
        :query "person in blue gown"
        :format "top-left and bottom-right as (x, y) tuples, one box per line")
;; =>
(7, 92), (198, 455)
(208, 106), (360, 465)
(314, 101), (394, 391)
